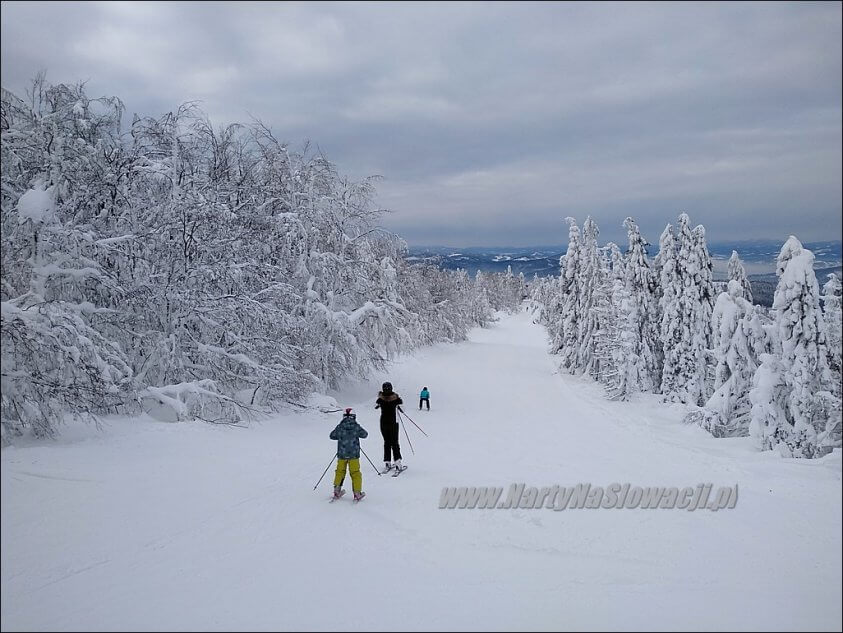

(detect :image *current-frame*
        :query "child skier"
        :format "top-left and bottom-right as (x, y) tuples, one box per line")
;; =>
(329, 408), (368, 501)
(419, 386), (430, 410)
(376, 381), (405, 473)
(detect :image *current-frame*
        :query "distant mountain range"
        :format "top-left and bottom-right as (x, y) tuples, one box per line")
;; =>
(408, 240), (842, 307)
(407, 247), (565, 277)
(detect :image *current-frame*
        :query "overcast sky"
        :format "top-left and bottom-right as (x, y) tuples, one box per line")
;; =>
(2, 1), (841, 247)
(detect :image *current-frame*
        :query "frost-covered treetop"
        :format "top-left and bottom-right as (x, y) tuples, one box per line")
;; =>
(776, 235), (804, 277)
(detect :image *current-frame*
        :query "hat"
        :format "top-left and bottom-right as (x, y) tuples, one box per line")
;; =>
(345, 407), (353, 414)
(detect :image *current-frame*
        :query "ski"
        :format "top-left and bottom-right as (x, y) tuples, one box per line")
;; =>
(392, 465), (408, 477)
(330, 490), (367, 502)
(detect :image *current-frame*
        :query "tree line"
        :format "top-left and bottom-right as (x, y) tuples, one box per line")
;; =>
(531, 215), (842, 459)
(0, 77), (524, 441)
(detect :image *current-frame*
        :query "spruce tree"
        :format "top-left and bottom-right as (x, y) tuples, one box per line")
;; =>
(727, 250), (753, 303)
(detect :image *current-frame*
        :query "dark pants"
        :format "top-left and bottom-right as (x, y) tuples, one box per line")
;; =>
(419, 397), (430, 410)
(381, 421), (402, 462)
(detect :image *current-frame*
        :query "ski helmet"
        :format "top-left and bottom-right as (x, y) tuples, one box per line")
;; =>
(345, 407), (353, 415)
(382, 381), (393, 392)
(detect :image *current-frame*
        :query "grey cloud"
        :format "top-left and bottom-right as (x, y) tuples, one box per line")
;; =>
(1, 1), (839, 247)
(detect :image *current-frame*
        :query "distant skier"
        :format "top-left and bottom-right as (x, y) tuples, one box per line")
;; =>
(419, 387), (430, 410)
(329, 408), (368, 501)
(376, 382), (405, 473)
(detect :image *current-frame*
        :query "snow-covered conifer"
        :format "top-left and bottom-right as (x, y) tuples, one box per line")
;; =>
(574, 217), (605, 376)
(619, 218), (660, 392)
(690, 281), (768, 436)
(727, 250), (753, 303)
(749, 238), (841, 457)
(656, 223), (682, 398)
(821, 273), (842, 398)
(660, 214), (712, 405)
(551, 218), (582, 368)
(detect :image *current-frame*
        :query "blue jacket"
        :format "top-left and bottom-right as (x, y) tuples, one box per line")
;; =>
(420, 389), (430, 399)
(330, 413), (368, 459)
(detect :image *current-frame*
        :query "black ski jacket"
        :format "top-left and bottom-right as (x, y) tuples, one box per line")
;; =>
(376, 391), (403, 425)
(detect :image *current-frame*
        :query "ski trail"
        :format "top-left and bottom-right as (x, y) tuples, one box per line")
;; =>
(2, 310), (840, 632)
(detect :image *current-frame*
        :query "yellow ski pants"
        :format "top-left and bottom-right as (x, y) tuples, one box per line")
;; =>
(333, 458), (362, 493)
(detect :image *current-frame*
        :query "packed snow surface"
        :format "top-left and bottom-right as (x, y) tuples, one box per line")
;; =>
(2, 311), (840, 631)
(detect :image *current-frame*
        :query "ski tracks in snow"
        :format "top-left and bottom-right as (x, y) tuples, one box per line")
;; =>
(2, 309), (840, 631)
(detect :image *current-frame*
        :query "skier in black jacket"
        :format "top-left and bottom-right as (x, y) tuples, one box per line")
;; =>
(376, 381), (405, 473)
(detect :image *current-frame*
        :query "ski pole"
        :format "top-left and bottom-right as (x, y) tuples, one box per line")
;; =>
(398, 409), (428, 437)
(399, 414), (415, 455)
(313, 453), (337, 490)
(360, 447), (382, 476)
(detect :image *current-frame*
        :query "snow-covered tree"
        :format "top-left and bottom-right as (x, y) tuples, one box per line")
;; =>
(599, 242), (642, 400)
(550, 218), (582, 368)
(822, 273), (842, 399)
(2, 80), (134, 438)
(0, 77), (503, 441)
(692, 224), (716, 397)
(656, 222), (682, 398)
(727, 250), (753, 303)
(748, 353), (791, 454)
(471, 268), (522, 317)
(687, 280), (769, 437)
(574, 217), (605, 376)
(621, 217), (660, 393)
(658, 214), (712, 405)
(591, 244), (617, 385)
(517, 272), (528, 302)
(500, 265), (524, 312)
(529, 273), (560, 327)
(749, 237), (841, 457)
